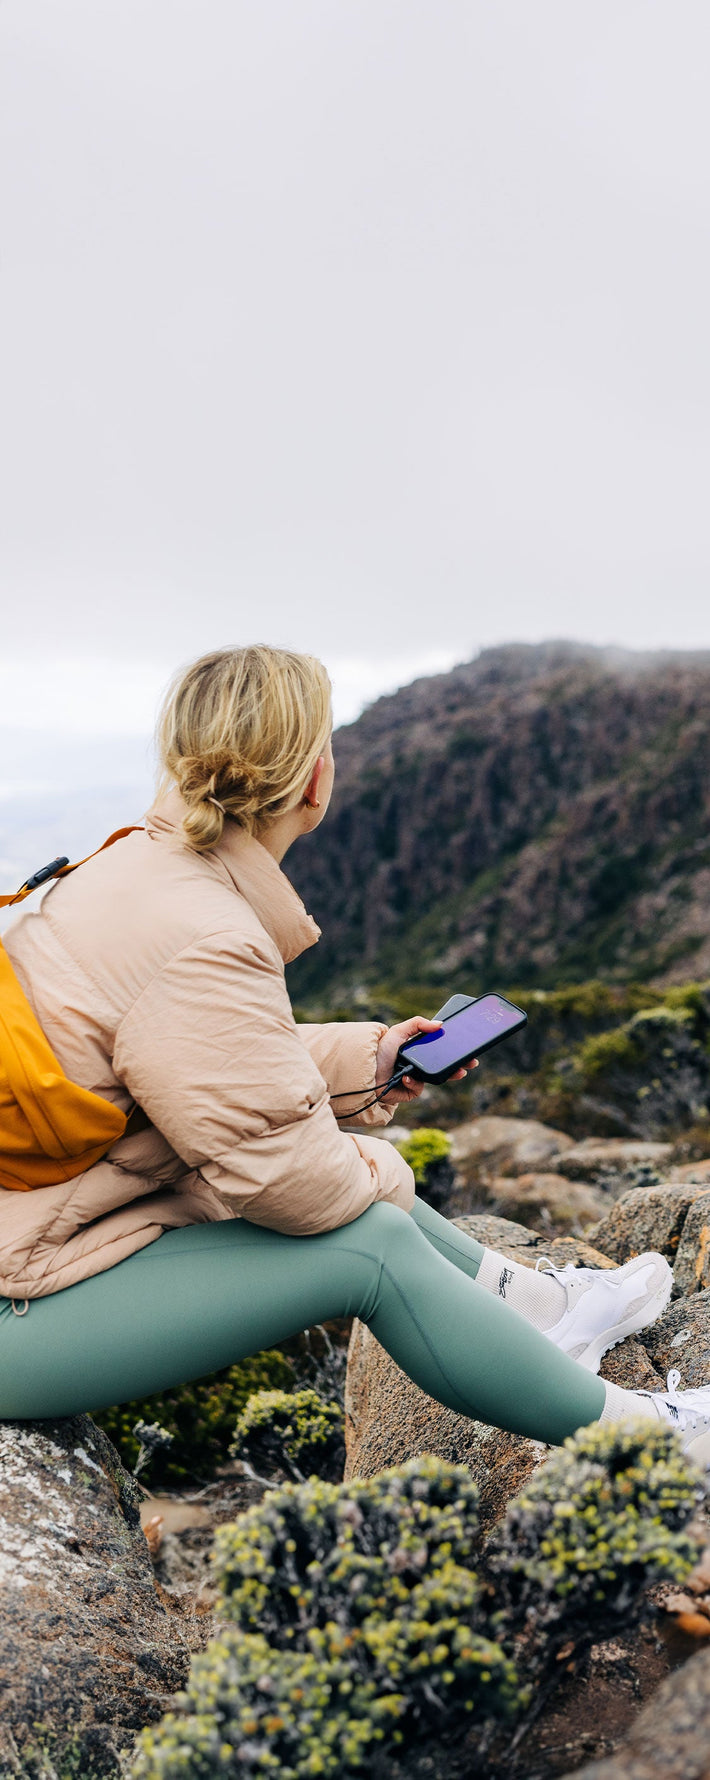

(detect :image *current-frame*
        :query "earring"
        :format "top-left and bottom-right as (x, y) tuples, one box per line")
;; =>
(304, 795), (321, 810)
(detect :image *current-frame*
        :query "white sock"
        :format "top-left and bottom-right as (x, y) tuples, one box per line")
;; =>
(599, 1379), (662, 1427)
(476, 1248), (567, 1332)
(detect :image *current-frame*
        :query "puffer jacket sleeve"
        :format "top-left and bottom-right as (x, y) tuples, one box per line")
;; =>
(295, 1022), (395, 1127)
(112, 929), (414, 1235)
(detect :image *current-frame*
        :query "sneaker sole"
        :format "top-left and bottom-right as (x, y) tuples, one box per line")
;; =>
(572, 1264), (674, 1375)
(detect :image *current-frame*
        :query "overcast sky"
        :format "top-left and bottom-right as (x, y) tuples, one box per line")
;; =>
(1, 0), (710, 760)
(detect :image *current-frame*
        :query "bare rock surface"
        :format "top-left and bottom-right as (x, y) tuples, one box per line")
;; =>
(485, 1170), (608, 1233)
(448, 1116), (574, 1189)
(0, 1415), (192, 1777)
(673, 1193), (710, 1297)
(670, 1159), (710, 1185)
(642, 1292), (710, 1390)
(589, 1182), (710, 1270)
(561, 1643), (710, 1780)
(551, 1139), (673, 1198)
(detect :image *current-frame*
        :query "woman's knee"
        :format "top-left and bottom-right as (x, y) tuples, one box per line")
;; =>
(350, 1198), (417, 1255)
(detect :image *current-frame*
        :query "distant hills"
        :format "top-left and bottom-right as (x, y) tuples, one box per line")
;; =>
(287, 642), (710, 1002)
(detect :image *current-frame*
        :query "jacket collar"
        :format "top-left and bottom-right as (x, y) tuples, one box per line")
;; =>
(144, 790), (321, 965)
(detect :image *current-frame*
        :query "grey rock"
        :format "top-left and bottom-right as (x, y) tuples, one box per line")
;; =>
(0, 1415), (192, 1777)
(642, 1292), (710, 1390)
(484, 1170), (609, 1234)
(553, 1139), (673, 1195)
(448, 1116), (574, 1196)
(670, 1159), (710, 1186)
(589, 1183), (710, 1269)
(673, 1193), (710, 1296)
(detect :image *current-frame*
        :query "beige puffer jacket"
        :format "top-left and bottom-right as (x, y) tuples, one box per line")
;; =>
(0, 792), (414, 1300)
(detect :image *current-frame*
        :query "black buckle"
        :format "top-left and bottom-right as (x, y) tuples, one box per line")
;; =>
(23, 856), (70, 892)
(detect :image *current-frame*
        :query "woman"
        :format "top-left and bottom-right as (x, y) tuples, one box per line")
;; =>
(1, 644), (708, 1462)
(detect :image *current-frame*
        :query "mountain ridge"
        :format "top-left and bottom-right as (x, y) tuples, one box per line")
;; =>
(287, 641), (710, 1001)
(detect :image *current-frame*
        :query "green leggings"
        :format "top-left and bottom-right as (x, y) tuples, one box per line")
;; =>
(0, 1197), (604, 1443)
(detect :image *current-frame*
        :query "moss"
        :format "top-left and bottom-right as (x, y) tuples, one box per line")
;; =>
(93, 1349), (295, 1483)
(230, 1388), (345, 1484)
(576, 1024), (642, 1078)
(576, 1005), (696, 1082)
(395, 1128), (452, 1186)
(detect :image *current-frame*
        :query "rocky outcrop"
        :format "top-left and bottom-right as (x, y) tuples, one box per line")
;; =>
(288, 643), (710, 999)
(590, 1182), (710, 1275)
(448, 1115), (575, 1189)
(552, 1139), (673, 1193)
(0, 1415), (192, 1777)
(484, 1170), (608, 1232)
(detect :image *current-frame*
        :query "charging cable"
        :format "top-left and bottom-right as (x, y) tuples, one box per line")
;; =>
(329, 1063), (410, 1119)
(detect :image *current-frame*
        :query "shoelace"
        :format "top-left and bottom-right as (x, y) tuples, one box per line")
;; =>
(640, 1368), (709, 1435)
(534, 1257), (616, 1290)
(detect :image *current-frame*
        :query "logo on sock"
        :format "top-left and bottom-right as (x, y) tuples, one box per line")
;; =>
(498, 1266), (514, 1299)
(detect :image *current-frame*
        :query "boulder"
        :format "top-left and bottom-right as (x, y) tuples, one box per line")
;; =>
(448, 1116), (574, 1193)
(642, 1292), (710, 1390)
(670, 1158), (710, 1185)
(0, 1415), (192, 1777)
(485, 1171), (608, 1234)
(344, 1217), (615, 1533)
(551, 1139), (673, 1194)
(561, 1643), (710, 1780)
(673, 1193), (710, 1297)
(589, 1182), (710, 1270)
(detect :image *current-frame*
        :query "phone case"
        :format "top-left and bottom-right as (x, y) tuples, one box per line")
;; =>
(401, 993), (527, 1084)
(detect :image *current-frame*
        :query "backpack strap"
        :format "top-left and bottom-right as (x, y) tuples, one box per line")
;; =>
(0, 827), (145, 909)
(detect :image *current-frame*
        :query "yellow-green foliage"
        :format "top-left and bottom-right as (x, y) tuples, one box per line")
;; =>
(93, 1350), (294, 1483)
(487, 1420), (700, 1638)
(131, 1617), (518, 1778)
(214, 1455), (481, 1639)
(132, 1459), (519, 1779)
(577, 1005), (694, 1080)
(395, 1127), (452, 1186)
(230, 1388), (345, 1483)
(131, 1432), (701, 1779)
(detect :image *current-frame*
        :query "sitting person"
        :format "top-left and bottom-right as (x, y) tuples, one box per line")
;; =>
(1, 643), (707, 1466)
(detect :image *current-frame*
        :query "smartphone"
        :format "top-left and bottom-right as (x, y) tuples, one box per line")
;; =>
(397, 992), (528, 1085)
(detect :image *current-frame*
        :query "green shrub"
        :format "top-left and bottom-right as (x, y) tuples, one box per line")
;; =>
(486, 1419), (700, 1654)
(213, 1455), (481, 1640)
(395, 1127), (452, 1185)
(230, 1388), (345, 1484)
(93, 1350), (295, 1483)
(132, 1458), (519, 1779)
(131, 1432), (701, 1779)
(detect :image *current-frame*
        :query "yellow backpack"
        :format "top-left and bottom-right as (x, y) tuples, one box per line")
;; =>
(0, 828), (143, 1191)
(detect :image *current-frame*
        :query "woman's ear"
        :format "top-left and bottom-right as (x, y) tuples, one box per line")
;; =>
(303, 756), (325, 810)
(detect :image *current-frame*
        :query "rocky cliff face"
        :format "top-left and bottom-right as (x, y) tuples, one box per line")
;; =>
(287, 642), (710, 1001)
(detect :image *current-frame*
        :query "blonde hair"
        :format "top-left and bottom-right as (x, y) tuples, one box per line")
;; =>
(155, 645), (332, 852)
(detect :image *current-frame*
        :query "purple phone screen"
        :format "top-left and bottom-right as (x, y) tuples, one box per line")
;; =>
(400, 995), (523, 1073)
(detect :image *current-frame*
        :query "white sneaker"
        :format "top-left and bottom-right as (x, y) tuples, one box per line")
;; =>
(640, 1368), (710, 1471)
(537, 1251), (673, 1374)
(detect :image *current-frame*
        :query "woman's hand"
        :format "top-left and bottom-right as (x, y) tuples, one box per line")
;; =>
(375, 1017), (478, 1110)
